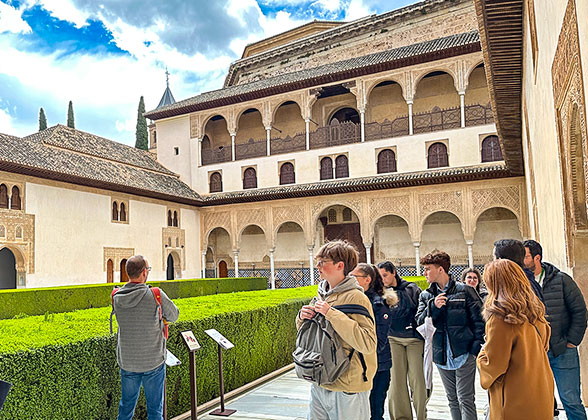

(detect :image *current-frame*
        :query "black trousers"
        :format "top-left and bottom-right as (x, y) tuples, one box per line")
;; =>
(370, 369), (391, 420)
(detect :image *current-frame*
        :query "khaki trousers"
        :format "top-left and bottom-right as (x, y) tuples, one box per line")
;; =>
(388, 336), (429, 420)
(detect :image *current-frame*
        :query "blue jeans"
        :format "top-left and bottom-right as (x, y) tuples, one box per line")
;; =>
(549, 347), (587, 420)
(369, 369), (391, 420)
(118, 363), (165, 420)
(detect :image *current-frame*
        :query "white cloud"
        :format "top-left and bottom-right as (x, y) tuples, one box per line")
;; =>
(0, 107), (17, 134)
(344, 0), (374, 20)
(314, 0), (342, 13)
(0, 2), (32, 34)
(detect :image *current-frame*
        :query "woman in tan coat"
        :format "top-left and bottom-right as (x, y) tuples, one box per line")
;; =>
(477, 259), (554, 420)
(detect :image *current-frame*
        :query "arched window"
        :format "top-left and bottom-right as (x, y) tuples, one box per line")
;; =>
(320, 157), (333, 180)
(335, 155), (349, 178)
(342, 208), (352, 222)
(427, 142), (449, 168)
(328, 209), (337, 223)
(0, 225), (5, 237)
(175, 237), (179, 247)
(120, 259), (129, 282)
(481, 135), (503, 162)
(119, 202), (127, 222)
(106, 259), (114, 283)
(0, 184), (7, 209)
(167, 210), (173, 227)
(279, 162), (295, 185)
(15, 226), (22, 239)
(112, 201), (119, 221)
(330, 107), (360, 124)
(243, 167), (257, 189)
(377, 149), (397, 173)
(168, 237), (172, 247)
(173, 211), (178, 227)
(10, 186), (21, 210)
(209, 172), (223, 193)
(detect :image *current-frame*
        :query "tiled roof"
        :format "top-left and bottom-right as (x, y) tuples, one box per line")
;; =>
(23, 125), (175, 175)
(202, 163), (513, 205)
(145, 31), (480, 120)
(0, 128), (202, 204)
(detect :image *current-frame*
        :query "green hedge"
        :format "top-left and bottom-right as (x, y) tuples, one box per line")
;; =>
(0, 277), (266, 320)
(405, 276), (428, 290)
(0, 286), (316, 420)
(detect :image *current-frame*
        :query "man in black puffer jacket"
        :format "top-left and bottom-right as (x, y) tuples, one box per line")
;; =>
(524, 240), (587, 420)
(416, 250), (484, 420)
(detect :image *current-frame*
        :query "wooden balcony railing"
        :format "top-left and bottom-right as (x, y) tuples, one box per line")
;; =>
(235, 138), (266, 160)
(309, 119), (360, 150)
(365, 116), (409, 141)
(271, 132), (306, 155)
(465, 104), (494, 126)
(200, 103), (495, 165)
(202, 146), (231, 165)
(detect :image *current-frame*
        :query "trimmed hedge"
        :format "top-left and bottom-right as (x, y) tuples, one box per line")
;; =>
(0, 277), (266, 320)
(405, 276), (428, 290)
(0, 286), (316, 420)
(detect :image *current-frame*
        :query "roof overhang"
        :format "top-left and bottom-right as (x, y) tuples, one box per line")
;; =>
(145, 41), (481, 121)
(202, 164), (516, 206)
(474, 0), (524, 175)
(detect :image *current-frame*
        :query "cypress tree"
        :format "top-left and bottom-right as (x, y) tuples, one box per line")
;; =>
(67, 101), (75, 128)
(135, 96), (148, 150)
(38, 107), (47, 131)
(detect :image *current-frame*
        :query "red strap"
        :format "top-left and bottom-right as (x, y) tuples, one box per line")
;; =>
(150, 287), (168, 339)
(151, 287), (162, 305)
(111, 288), (119, 306)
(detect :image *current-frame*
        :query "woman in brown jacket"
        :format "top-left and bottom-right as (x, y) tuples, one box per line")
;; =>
(477, 259), (554, 420)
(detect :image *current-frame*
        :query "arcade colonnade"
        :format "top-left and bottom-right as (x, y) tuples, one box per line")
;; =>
(201, 177), (527, 288)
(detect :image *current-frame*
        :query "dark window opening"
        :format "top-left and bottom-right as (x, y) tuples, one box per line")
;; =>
(320, 157), (333, 180)
(330, 108), (360, 125)
(279, 162), (295, 185)
(481, 135), (503, 162)
(210, 171), (223, 193)
(377, 149), (397, 173)
(335, 155), (349, 178)
(243, 167), (257, 189)
(428, 142), (449, 168)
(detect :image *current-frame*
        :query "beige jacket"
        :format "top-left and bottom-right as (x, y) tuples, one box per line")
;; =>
(296, 280), (377, 393)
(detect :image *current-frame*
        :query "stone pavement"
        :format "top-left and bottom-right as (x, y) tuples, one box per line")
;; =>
(199, 367), (490, 420)
(198, 366), (581, 420)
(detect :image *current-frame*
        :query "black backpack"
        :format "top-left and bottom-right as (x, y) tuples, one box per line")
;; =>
(293, 304), (373, 386)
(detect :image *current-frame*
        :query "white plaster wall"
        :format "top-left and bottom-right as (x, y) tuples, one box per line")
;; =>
(155, 116), (194, 186)
(239, 233), (268, 263)
(375, 226), (413, 262)
(472, 219), (522, 258)
(275, 231), (307, 261)
(181, 207), (201, 278)
(24, 182), (200, 287)
(420, 223), (468, 263)
(522, 0), (588, 271)
(194, 124), (497, 193)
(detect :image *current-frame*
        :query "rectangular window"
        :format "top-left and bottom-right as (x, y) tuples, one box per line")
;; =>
(174, 147), (179, 155)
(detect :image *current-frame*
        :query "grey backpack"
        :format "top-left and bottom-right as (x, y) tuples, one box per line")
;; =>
(293, 304), (373, 386)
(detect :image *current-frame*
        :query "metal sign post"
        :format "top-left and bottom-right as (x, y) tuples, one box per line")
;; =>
(181, 331), (201, 420)
(205, 329), (236, 417)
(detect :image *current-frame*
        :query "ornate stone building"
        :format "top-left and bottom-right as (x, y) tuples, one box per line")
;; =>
(144, 0), (525, 287)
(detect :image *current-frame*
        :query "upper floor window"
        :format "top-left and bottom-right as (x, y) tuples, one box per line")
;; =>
(328, 209), (337, 223)
(202, 135), (211, 150)
(320, 157), (333, 180)
(10, 186), (21, 210)
(112, 201), (119, 221)
(0, 184), (7, 209)
(210, 171), (222, 193)
(167, 210), (173, 226)
(377, 149), (397, 174)
(427, 142), (448, 169)
(342, 208), (352, 222)
(243, 167), (257, 189)
(173, 211), (178, 227)
(481, 135), (503, 162)
(335, 155), (349, 178)
(119, 202), (127, 222)
(279, 162), (295, 185)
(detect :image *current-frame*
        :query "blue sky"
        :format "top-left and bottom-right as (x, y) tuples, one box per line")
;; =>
(0, 0), (416, 145)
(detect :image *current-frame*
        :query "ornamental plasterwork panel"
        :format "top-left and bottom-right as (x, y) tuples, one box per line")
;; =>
(103, 247), (134, 271)
(471, 186), (521, 222)
(203, 211), (231, 237)
(0, 209), (34, 273)
(272, 205), (305, 233)
(162, 227), (186, 270)
(418, 190), (464, 227)
(190, 113), (201, 139)
(551, 0), (588, 266)
(235, 208), (269, 239)
(368, 195), (411, 226)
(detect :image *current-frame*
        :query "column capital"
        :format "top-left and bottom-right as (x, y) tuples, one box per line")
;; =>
(232, 249), (240, 255)
(458, 91), (466, 96)
(265, 126), (272, 131)
(363, 242), (372, 248)
(406, 99), (414, 105)
(269, 248), (276, 254)
(465, 240), (474, 246)
(229, 131), (236, 137)
(412, 242), (421, 247)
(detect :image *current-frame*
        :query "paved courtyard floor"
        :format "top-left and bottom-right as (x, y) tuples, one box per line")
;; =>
(198, 366), (580, 420)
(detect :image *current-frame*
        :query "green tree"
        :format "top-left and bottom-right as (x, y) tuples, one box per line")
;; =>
(135, 96), (148, 150)
(67, 101), (75, 128)
(38, 107), (47, 131)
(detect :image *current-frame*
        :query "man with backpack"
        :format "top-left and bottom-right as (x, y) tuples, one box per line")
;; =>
(296, 240), (377, 420)
(112, 255), (179, 420)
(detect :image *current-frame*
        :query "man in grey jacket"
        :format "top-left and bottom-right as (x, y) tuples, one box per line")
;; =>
(524, 240), (587, 420)
(113, 255), (179, 420)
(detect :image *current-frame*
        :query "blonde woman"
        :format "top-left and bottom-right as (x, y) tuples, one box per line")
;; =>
(477, 259), (553, 420)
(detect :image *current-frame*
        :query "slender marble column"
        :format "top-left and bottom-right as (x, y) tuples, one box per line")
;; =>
(233, 250), (239, 278)
(466, 240), (474, 267)
(407, 101), (414, 135)
(459, 92), (466, 128)
(269, 249), (276, 290)
(305, 119), (310, 150)
(201, 251), (206, 278)
(364, 243), (372, 264)
(308, 247), (315, 284)
(414, 242), (421, 275)
(230, 133), (236, 161)
(360, 111), (366, 142)
(266, 127), (271, 156)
